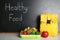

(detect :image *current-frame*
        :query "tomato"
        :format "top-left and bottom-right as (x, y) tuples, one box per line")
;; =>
(23, 32), (27, 35)
(27, 32), (30, 35)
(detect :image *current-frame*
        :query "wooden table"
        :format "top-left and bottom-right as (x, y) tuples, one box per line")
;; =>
(0, 32), (60, 40)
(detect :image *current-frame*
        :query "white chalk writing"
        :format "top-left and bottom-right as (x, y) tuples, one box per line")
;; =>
(5, 2), (28, 22)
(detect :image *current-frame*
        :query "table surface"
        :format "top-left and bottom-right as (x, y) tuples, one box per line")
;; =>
(0, 33), (60, 40)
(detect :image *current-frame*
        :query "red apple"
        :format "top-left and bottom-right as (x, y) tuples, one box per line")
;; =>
(23, 32), (27, 35)
(42, 31), (49, 38)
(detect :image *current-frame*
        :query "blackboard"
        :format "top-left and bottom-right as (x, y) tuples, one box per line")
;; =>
(0, 0), (40, 32)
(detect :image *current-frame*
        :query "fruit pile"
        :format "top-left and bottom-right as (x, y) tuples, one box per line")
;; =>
(20, 27), (49, 38)
(20, 27), (40, 35)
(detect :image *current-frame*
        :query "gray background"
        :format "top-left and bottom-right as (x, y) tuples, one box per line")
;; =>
(34, 0), (60, 32)
(23, 0), (60, 32)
